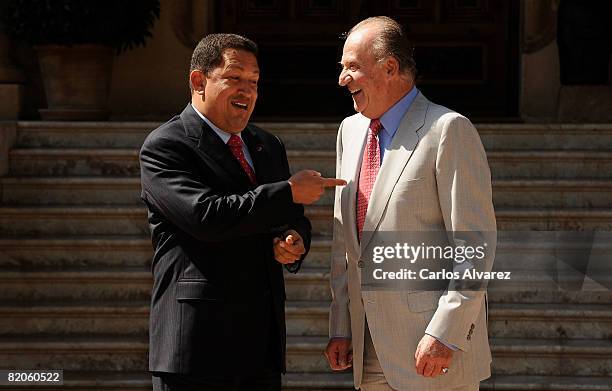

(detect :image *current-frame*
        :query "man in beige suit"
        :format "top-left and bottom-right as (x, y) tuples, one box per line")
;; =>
(324, 16), (497, 391)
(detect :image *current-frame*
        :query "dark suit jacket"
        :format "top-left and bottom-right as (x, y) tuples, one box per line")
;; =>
(139, 104), (311, 375)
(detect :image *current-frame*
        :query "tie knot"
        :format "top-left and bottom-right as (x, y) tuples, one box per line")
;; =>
(227, 134), (242, 148)
(370, 119), (382, 137)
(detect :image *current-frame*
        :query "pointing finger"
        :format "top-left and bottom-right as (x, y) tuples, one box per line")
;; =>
(321, 177), (347, 187)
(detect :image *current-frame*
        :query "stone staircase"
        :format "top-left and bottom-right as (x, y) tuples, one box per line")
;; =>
(0, 121), (611, 390)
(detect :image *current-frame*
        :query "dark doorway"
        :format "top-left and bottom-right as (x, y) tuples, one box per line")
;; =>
(217, 0), (519, 121)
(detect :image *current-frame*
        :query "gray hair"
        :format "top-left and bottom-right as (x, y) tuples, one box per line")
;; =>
(346, 16), (417, 78)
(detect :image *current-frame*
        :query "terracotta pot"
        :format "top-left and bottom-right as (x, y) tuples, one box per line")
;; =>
(36, 44), (114, 120)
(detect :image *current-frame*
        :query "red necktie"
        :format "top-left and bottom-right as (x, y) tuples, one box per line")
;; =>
(357, 119), (382, 240)
(228, 134), (257, 185)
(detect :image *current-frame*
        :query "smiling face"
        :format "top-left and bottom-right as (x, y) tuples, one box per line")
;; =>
(199, 48), (259, 133)
(338, 27), (397, 119)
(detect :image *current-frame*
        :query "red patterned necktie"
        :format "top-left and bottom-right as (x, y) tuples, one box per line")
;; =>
(227, 134), (257, 185)
(357, 119), (383, 240)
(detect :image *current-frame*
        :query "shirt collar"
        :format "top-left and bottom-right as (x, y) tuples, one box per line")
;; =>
(191, 103), (243, 144)
(379, 86), (419, 138)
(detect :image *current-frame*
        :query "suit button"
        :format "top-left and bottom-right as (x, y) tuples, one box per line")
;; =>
(357, 261), (364, 268)
(467, 335), (471, 341)
(470, 324), (475, 330)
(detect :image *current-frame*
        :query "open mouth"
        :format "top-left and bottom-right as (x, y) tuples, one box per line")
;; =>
(231, 101), (249, 111)
(350, 89), (362, 98)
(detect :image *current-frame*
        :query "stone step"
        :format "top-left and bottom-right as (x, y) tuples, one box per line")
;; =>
(0, 300), (331, 337)
(490, 338), (612, 377)
(492, 180), (612, 207)
(0, 372), (608, 391)
(0, 176), (335, 206)
(3, 177), (612, 208)
(0, 177), (145, 205)
(9, 148), (141, 177)
(285, 302), (612, 340)
(0, 268), (153, 302)
(282, 372), (353, 390)
(487, 290), (612, 305)
(0, 267), (330, 302)
(0, 335), (332, 373)
(2, 205), (612, 236)
(301, 267), (612, 304)
(285, 267), (612, 304)
(8, 148), (612, 180)
(2, 231), (612, 271)
(0, 236), (332, 269)
(0, 371), (354, 391)
(0, 205), (332, 237)
(480, 375), (612, 391)
(1, 264), (611, 306)
(0, 236), (154, 268)
(0, 371), (153, 391)
(477, 124), (612, 151)
(495, 208), (612, 230)
(488, 303), (612, 340)
(15, 121), (159, 149)
(8, 148), (336, 178)
(0, 206), (149, 236)
(0, 302), (150, 336)
(14, 122), (339, 151)
(487, 151), (612, 179)
(15, 122), (612, 151)
(1, 335), (610, 376)
(0, 336), (149, 372)
(3, 300), (610, 341)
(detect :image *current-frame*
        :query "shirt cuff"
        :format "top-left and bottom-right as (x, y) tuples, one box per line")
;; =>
(426, 333), (458, 351)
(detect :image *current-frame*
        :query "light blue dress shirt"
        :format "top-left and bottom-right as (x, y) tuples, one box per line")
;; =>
(191, 104), (255, 170)
(377, 86), (419, 163)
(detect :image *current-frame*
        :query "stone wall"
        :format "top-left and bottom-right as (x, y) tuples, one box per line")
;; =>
(5, 0), (612, 122)
(521, 0), (612, 123)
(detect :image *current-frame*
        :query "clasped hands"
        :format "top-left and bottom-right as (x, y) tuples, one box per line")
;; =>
(324, 334), (453, 377)
(273, 229), (305, 264)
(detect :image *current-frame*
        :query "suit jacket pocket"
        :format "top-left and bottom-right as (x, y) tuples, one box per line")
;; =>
(404, 290), (441, 313)
(176, 280), (221, 302)
(396, 176), (424, 184)
(393, 177), (425, 194)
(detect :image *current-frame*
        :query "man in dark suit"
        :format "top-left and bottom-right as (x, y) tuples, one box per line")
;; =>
(140, 33), (345, 390)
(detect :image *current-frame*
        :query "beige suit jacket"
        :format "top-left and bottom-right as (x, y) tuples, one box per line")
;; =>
(329, 92), (497, 390)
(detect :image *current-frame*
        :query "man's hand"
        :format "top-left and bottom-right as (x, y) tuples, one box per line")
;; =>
(288, 170), (346, 204)
(273, 230), (305, 264)
(414, 334), (453, 377)
(324, 337), (353, 371)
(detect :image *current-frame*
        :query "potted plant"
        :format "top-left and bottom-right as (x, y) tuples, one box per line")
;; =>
(2, 0), (160, 120)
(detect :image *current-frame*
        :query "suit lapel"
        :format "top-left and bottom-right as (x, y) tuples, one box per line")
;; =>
(360, 93), (429, 251)
(341, 115), (370, 257)
(198, 124), (254, 189)
(179, 104), (254, 189)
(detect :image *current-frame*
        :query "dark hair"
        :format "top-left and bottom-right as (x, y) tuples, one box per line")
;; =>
(346, 16), (417, 78)
(190, 33), (258, 75)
